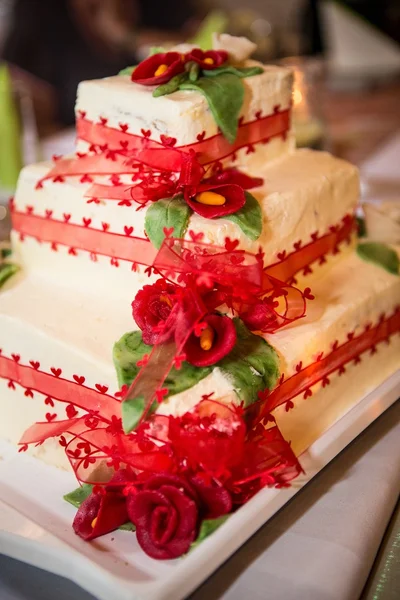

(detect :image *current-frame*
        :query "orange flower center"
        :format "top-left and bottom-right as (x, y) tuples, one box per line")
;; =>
(195, 191), (226, 206)
(199, 325), (215, 351)
(203, 57), (214, 65)
(91, 517), (98, 529)
(159, 294), (173, 308)
(154, 64), (168, 77)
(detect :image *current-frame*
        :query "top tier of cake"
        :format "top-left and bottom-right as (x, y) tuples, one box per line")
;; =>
(75, 62), (294, 168)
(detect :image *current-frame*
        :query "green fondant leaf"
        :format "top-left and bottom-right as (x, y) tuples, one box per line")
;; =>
(64, 483), (93, 508)
(224, 191), (262, 241)
(113, 331), (212, 431)
(179, 74), (244, 143)
(203, 65), (263, 79)
(149, 46), (166, 56)
(357, 242), (399, 275)
(191, 515), (230, 551)
(356, 216), (367, 238)
(119, 65), (136, 76)
(64, 484), (135, 531)
(144, 195), (191, 249)
(0, 247), (12, 259)
(152, 72), (189, 98)
(218, 318), (280, 407)
(0, 262), (19, 288)
(122, 394), (149, 433)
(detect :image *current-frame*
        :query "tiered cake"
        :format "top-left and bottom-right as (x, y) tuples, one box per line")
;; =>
(0, 37), (399, 558)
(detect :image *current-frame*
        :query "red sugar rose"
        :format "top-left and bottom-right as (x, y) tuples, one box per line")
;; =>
(127, 473), (231, 559)
(187, 48), (228, 70)
(132, 52), (185, 86)
(132, 279), (178, 345)
(184, 313), (236, 367)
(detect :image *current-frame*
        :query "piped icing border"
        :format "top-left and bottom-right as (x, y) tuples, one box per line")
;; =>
(11, 201), (356, 283)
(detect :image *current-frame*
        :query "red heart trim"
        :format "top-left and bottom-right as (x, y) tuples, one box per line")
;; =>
(295, 361), (303, 373)
(63, 214), (71, 222)
(188, 230), (204, 243)
(45, 413), (57, 422)
(120, 140), (129, 149)
(303, 388), (312, 399)
(68, 247), (77, 256)
(160, 134), (177, 147)
(11, 354), (20, 363)
(45, 209), (53, 218)
(141, 129), (151, 138)
(51, 242), (58, 251)
(51, 367), (62, 377)
(8, 380), (16, 390)
(102, 222), (110, 232)
(124, 226), (134, 236)
(80, 174), (93, 184)
(119, 123), (129, 133)
(110, 257), (119, 267)
(293, 241), (302, 251)
(163, 226), (174, 238)
(29, 361), (40, 370)
(196, 131), (206, 142)
(95, 384), (109, 394)
(24, 389), (34, 398)
(224, 237), (239, 252)
(26, 206), (34, 214)
(99, 117), (108, 126)
(73, 375), (85, 385)
(277, 251), (286, 261)
(44, 397), (54, 407)
(83, 218), (92, 227)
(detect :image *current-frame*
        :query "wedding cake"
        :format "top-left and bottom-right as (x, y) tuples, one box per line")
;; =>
(0, 36), (399, 559)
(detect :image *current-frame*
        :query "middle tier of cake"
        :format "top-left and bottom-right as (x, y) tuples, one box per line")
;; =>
(0, 247), (398, 469)
(11, 149), (359, 305)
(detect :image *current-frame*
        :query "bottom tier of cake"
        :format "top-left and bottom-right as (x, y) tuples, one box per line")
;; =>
(0, 249), (399, 471)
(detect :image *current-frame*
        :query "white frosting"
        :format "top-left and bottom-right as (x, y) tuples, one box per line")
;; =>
(0, 250), (399, 469)
(11, 149), (359, 306)
(75, 62), (293, 147)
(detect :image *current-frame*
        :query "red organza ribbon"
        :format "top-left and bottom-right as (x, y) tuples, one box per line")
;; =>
(75, 110), (290, 165)
(249, 307), (400, 422)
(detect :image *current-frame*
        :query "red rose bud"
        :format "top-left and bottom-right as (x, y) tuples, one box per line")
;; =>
(240, 300), (279, 333)
(73, 470), (135, 541)
(127, 473), (199, 559)
(186, 184), (246, 219)
(190, 475), (232, 519)
(132, 279), (178, 345)
(184, 314), (236, 367)
(132, 52), (185, 86)
(187, 48), (228, 70)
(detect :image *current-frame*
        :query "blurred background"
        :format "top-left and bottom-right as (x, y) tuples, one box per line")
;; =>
(0, 0), (400, 240)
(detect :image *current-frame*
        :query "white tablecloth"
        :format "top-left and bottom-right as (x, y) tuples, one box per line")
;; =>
(0, 400), (399, 600)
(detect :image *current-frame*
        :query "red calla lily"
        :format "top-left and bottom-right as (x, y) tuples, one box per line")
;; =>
(208, 168), (264, 190)
(73, 470), (135, 541)
(184, 313), (236, 367)
(186, 183), (246, 219)
(187, 48), (228, 70)
(132, 52), (185, 86)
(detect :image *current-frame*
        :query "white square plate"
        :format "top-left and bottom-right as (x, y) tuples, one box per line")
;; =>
(0, 370), (399, 600)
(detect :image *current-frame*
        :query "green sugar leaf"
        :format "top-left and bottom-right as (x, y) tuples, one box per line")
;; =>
(224, 191), (262, 241)
(0, 263), (19, 289)
(0, 247), (12, 259)
(64, 484), (93, 508)
(64, 484), (135, 531)
(218, 318), (280, 406)
(119, 65), (136, 76)
(113, 331), (212, 432)
(149, 46), (166, 56)
(191, 515), (230, 551)
(203, 65), (264, 79)
(144, 195), (191, 249)
(179, 74), (244, 144)
(121, 394), (149, 433)
(357, 242), (399, 275)
(153, 72), (189, 98)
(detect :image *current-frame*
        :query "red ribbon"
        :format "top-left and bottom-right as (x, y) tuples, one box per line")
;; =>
(248, 307), (400, 422)
(74, 110), (290, 166)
